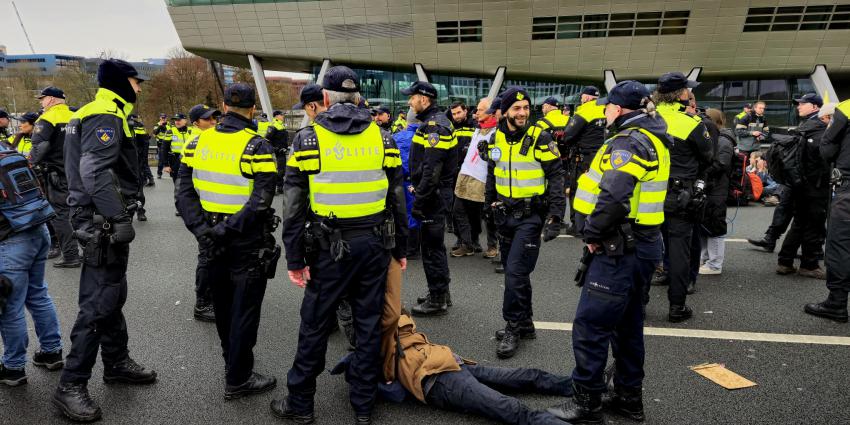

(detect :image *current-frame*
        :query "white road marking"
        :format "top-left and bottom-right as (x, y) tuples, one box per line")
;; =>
(533, 321), (850, 346)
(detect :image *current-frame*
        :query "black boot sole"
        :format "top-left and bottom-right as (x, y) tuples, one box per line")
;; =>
(269, 407), (315, 424)
(52, 395), (102, 423)
(0, 376), (27, 386)
(495, 331), (537, 341)
(53, 262), (82, 269)
(103, 374), (157, 385)
(224, 380), (277, 400)
(667, 314), (692, 323)
(33, 360), (64, 371)
(411, 309), (449, 317)
(193, 313), (216, 323)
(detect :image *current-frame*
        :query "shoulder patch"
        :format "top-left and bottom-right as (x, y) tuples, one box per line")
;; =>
(548, 141), (560, 157)
(610, 150), (632, 169)
(428, 121), (436, 126)
(491, 147), (502, 162)
(428, 133), (440, 147)
(95, 127), (116, 145)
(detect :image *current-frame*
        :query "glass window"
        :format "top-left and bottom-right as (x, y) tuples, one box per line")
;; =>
(790, 78), (816, 98)
(748, 7), (775, 15)
(637, 12), (662, 19)
(693, 81), (724, 101)
(763, 102), (790, 127)
(724, 81), (756, 101)
(758, 80), (788, 101)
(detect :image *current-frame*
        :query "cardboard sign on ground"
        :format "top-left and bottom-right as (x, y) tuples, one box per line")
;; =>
(690, 363), (758, 390)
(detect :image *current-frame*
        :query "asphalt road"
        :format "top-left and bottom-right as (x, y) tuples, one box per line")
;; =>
(3, 175), (850, 425)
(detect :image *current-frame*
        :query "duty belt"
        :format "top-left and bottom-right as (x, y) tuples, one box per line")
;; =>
(203, 211), (232, 225)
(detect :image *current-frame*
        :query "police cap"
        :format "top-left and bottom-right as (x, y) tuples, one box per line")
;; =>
(401, 81), (437, 98)
(173, 113), (187, 120)
(0, 109), (8, 119)
(500, 87), (531, 115)
(159, 113), (168, 119)
(322, 66), (360, 93)
(293, 83), (324, 109)
(581, 86), (601, 97)
(189, 104), (220, 122)
(272, 110), (283, 117)
(793, 93), (823, 107)
(542, 96), (561, 107)
(224, 83), (256, 108)
(376, 106), (391, 115)
(36, 86), (66, 100)
(657, 72), (699, 93)
(16, 111), (40, 124)
(98, 58), (148, 82)
(596, 80), (651, 110)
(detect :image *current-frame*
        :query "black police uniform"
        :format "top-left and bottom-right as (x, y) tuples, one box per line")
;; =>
(275, 66), (407, 422)
(152, 120), (170, 177)
(56, 60), (156, 423)
(808, 100), (850, 322)
(130, 118), (150, 220)
(777, 111), (829, 273)
(176, 106), (279, 395)
(561, 92), (607, 227)
(652, 77), (713, 321)
(30, 96), (80, 266)
(409, 93), (456, 315)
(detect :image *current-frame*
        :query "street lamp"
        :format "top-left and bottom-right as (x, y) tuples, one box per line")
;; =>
(5, 86), (16, 116)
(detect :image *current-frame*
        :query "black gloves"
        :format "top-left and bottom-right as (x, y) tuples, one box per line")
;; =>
(688, 180), (707, 214)
(477, 140), (489, 160)
(542, 216), (562, 242)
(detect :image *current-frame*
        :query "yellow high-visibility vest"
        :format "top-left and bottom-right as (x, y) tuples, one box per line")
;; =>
(489, 126), (559, 199)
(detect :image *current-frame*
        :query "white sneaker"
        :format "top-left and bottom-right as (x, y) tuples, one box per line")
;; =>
(699, 265), (721, 275)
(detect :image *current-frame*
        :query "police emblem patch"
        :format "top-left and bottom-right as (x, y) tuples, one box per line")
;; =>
(95, 127), (116, 145)
(428, 133), (439, 147)
(548, 141), (560, 157)
(610, 150), (632, 169)
(516, 93), (525, 101)
(491, 147), (502, 162)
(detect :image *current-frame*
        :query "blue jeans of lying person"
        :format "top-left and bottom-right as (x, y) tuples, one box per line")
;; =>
(0, 225), (62, 369)
(425, 364), (572, 425)
(572, 235), (661, 393)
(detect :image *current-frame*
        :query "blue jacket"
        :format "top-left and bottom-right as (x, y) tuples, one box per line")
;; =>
(394, 123), (420, 229)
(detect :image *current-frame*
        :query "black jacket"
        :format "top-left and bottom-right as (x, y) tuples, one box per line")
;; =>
(706, 128), (735, 198)
(281, 103), (407, 270)
(796, 112), (829, 194)
(821, 105), (850, 176)
(409, 104), (456, 216)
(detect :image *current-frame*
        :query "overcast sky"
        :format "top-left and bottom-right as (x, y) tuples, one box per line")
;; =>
(1, 0), (306, 77)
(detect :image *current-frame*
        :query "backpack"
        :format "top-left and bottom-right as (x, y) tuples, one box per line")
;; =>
(748, 172), (764, 201)
(727, 150), (751, 206)
(0, 150), (55, 233)
(765, 133), (804, 187)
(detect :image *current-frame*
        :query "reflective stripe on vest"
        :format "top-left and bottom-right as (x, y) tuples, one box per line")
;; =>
(490, 129), (546, 199)
(171, 129), (191, 154)
(836, 100), (850, 119)
(17, 137), (33, 155)
(190, 130), (255, 214)
(572, 127), (670, 225)
(309, 122), (388, 218)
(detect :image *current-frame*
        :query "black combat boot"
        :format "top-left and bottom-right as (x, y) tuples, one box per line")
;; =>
(33, 349), (64, 371)
(604, 386), (645, 422)
(668, 304), (693, 323)
(804, 300), (849, 323)
(224, 372), (276, 400)
(270, 396), (316, 424)
(136, 209), (147, 222)
(411, 292), (448, 316)
(194, 302), (216, 322)
(495, 319), (536, 341)
(416, 290), (452, 307)
(650, 267), (668, 286)
(103, 358), (157, 384)
(53, 383), (102, 422)
(747, 235), (776, 252)
(496, 322), (521, 359)
(547, 385), (604, 424)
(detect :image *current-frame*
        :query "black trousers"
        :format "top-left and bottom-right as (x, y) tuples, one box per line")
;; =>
(766, 184), (794, 240)
(287, 234), (389, 416)
(194, 243), (214, 306)
(61, 219), (130, 384)
(206, 231), (270, 386)
(658, 214), (695, 306)
(454, 197), (497, 249)
(426, 364), (571, 425)
(498, 213), (543, 323)
(778, 191), (828, 270)
(421, 214), (450, 295)
(46, 172), (80, 262)
(169, 154), (182, 184)
(156, 144), (165, 177)
(136, 185), (146, 214)
(825, 187), (850, 306)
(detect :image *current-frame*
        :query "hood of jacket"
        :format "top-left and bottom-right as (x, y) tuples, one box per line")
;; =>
(313, 103), (374, 135)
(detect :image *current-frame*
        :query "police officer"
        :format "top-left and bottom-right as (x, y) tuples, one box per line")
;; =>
(128, 115), (150, 222)
(271, 65), (407, 425)
(447, 101), (475, 253)
(374, 106), (393, 132)
(153, 113), (171, 179)
(30, 86), (80, 268)
(176, 84), (279, 399)
(536, 96), (569, 135)
(256, 112), (271, 138)
(548, 80), (670, 425)
(392, 111), (407, 134)
(775, 93), (829, 279)
(806, 98), (850, 323)
(54, 59), (156, 423)
(484, 87), (565, 358)
(164, 113), (190, 215)
(182, 103), (221, 323)
(404, 81), (456, 316)
(650, 72), (713, 323)
(561, 86), (606, 235)
(266, 109), (290, 194)
(11, 111), (39, 155)
(0, 109), (11, 147)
